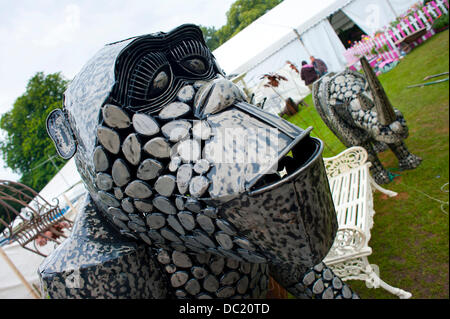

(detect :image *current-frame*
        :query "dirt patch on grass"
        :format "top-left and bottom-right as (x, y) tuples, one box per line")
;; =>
(434, 125), (449, 135)
(420, 119), (450, 135)
(392, 175), (403, 185)
(380, 192), (409, 201)
(378, 154), (397, 168)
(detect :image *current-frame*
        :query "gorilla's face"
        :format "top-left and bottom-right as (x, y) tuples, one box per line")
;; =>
(49, 24), (337, 268)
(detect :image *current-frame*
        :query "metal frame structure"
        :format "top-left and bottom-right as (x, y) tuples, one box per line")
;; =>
(0, 180), (73, 257)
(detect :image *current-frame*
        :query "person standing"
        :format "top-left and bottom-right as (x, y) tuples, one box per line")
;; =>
(310, 56), (328, 77)
(300, 60), (318, 91)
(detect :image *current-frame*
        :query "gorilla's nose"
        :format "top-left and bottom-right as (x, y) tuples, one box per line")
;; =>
(193, 77), (246, 119)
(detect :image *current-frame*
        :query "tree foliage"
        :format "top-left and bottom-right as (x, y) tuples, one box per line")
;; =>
(201, 0), (284, 51)
(0, 72), (68, 191)
(199, 25), (221, 52)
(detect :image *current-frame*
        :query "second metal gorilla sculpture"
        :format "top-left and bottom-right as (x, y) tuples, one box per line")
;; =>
(313, 58), (422, 184)
(41, 24), (357, 299)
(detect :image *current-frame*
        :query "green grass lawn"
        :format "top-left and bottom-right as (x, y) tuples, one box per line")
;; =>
(286, 29), (449, 299)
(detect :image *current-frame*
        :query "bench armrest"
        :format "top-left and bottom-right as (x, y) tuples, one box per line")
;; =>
(325, 226), (367, 260)
(324, 146), (368, 177)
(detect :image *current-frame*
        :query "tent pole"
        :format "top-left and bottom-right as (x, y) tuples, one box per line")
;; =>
(48, 154), (71, 189)
(293, 29), (311, 57)
(63, 193), (79, 221)
(386, 0), (398, 18)
(63, 193), (76, 212)
(0, 246), (40, 299)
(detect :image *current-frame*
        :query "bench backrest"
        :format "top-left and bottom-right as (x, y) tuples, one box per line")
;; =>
(327, 163), (372, 234)
(324, 147), (372, 239)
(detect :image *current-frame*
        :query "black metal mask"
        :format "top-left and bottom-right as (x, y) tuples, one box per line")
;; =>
(47, 24), (337, 268)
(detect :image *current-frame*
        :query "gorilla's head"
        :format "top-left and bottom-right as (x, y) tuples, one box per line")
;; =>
(47, 24), (337, 268)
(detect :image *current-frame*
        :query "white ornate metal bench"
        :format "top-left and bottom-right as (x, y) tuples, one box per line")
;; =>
(322, 146), (412, 299)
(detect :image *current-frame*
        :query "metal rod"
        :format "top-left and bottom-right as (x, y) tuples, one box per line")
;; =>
(386, 0), (399, 18)
(0, 191), (40, 217)
(423, 72), (449, 81)
(407, 78), (449, 88)
(293, 29), (311, 56)
(62, 193), (78, 218)
(48, 155), (71, 189)
(0, 180), (54, 207)
(0, 246), (40, 299)
(30, 154), (58, 171)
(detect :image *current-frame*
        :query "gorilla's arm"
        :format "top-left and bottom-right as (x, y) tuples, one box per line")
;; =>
(269, 262), (358, 299)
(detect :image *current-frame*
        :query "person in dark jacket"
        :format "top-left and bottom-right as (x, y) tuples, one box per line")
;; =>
(310, 56), (328, 77)
(300, 60), (318, 91)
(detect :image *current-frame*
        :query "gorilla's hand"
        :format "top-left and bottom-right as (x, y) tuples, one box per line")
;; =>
(268, 262), (359, 299)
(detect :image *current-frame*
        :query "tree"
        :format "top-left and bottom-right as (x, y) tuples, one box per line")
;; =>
(199, 25), (221, 52)
(0, 72), (68, 191)
(207, 0), (283, 50)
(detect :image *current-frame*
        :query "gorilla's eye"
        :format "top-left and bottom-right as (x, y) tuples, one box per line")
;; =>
(181, 57), (207, 74)
(170, 40), (211, 76)
(128, 52), (172, 103)
(148, 69), (170, 97)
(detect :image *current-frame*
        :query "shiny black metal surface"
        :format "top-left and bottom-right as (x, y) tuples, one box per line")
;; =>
(41, 24), (354, 299)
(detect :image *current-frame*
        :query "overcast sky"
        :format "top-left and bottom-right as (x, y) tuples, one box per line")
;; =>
(0, 0), (236, 181)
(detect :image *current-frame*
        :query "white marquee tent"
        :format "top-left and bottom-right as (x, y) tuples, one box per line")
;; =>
(213, 0), (418, 88)
(37, 157), (85, 208)
(250, 61), (311, 115)
(0, 240), (55, 298)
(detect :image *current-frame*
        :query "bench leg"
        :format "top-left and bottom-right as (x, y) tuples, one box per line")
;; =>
(361, 260), (412, 299)
(369, 176), (398, 197)
(327, 257), (412, 299)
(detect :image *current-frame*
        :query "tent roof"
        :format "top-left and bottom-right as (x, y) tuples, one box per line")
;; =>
(213, 0), (352, 76)
(37, 157), (84, 204)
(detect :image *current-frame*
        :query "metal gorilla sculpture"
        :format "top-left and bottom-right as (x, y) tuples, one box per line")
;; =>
(41, 24), (358, 299)
(313, 58), (422, 184)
